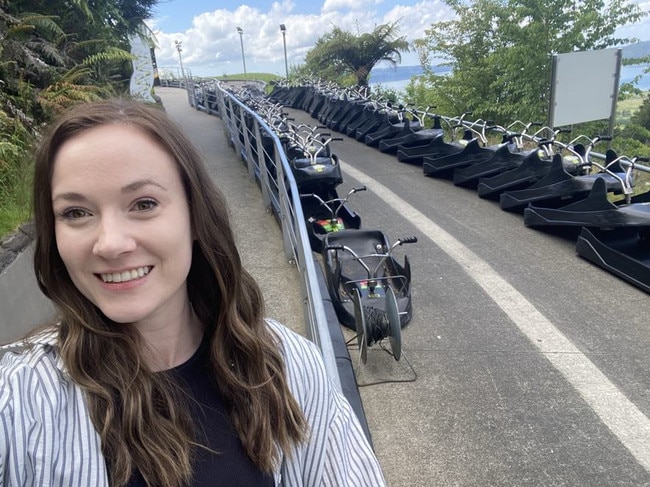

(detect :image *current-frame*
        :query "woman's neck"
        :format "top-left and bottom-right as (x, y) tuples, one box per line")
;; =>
(137, 301), (204, 371)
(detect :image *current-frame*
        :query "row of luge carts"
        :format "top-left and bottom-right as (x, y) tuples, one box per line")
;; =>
(230, 85), (418, 365)
(267, 79), (650, 294)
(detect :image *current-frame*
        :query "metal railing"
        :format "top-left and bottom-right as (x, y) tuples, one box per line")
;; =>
(185, 79), (343, 391)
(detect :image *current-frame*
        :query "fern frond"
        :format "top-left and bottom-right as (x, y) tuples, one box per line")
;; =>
(38, 81), (103, 114)
(16, 13), (65, 40)
(82, 46), (134, 66)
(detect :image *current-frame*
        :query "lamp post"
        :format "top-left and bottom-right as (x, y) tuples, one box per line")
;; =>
(174, 40), (186, 87)
(236, 27), (247, 78)
(279, 24), (288, 78)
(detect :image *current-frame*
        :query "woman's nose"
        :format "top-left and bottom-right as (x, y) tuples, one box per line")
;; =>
(92, 216), (137, 259)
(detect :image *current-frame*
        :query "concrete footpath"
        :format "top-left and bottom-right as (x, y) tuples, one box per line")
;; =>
(159, 87), (306, 336)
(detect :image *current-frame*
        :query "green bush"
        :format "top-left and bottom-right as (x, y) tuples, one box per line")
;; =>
(0, 137), (33, 237)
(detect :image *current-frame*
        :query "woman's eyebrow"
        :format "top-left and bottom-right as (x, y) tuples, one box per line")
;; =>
(121, 179), (167, 193)
(52, 179), (167, 203)
(52, 191), (87, 204)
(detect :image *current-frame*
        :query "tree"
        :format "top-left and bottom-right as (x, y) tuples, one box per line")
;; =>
(7, 0), (157, 86)
(410, 0), (646, 124)
(632, 93), (650, 130)
(1, 0), (158, 132)
(8, 0), (157, 46)
(0, 0), (158, 236)
(0, 9), (67, 87)
(302, 22), (410, 91)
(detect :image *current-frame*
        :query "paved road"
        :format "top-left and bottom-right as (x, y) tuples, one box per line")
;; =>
(280, 103), (650, 486)
(158, 86), (650, 486)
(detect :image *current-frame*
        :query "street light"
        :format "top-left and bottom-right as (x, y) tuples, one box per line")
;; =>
(174, 40), (186, 87)
(279, 24), (288, 78)
(236, 27), (247, 78)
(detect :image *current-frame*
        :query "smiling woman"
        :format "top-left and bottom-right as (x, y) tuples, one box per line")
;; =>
(51, 124), (196, 342)
(0, 98), (386, 487)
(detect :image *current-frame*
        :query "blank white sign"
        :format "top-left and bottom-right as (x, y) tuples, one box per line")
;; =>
(550, 48), (621, 127)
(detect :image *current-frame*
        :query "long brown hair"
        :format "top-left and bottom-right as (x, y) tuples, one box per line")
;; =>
(32, 98), (307, 486)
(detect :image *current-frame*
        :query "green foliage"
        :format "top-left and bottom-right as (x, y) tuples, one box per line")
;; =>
(1, 10), (68, 92)
(0, 130), (33, 236)
(405, 0), (650, 198)
(617, 94), (645, 124)
(411, 0), (647, 124)
(9, 0), (157, 48)
(616, 122), (650, 150)
(82, 46), (134, 66)
(631, 92), (650, 129)
(303, 21), (410, 89)
(0, 0), (159, 238)
(215, 72), (281, 83)
(370, 85), (402, 105)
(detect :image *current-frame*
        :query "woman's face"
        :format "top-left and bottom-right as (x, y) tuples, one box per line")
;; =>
(51, 124), (194, 330)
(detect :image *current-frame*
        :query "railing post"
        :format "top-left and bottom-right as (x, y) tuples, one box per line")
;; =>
(186, 78), (194, 107)
(232, 107), (246, 163)
(276, 162), (295, 263)
(242, 116), (256, 178)
(255, 123), (272, 209)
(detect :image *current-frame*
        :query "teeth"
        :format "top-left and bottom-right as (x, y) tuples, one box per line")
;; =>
(101, 266), (150, 283)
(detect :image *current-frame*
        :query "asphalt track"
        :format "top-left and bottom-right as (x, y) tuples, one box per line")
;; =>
(2, 87), (647, 486)
(279, 103), (650, 486)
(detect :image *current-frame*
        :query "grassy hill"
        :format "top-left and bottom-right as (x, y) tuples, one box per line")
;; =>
(212, 73), (281, 83)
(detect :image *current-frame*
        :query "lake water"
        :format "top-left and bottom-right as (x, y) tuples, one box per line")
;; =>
(370, 64), (650, 93)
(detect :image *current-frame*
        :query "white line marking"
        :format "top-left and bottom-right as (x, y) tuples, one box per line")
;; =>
(340, 159), (650, 471)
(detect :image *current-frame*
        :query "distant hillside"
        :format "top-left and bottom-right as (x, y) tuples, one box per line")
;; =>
(622, 40), (650, 58)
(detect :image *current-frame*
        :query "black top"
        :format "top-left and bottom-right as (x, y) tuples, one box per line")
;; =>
(125, 338), (274, 487)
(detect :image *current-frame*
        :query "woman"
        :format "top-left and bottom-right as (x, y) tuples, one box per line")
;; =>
(0, 99), (386, 486)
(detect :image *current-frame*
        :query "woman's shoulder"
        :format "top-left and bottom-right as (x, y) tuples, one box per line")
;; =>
(264, 318), (332, 400)
(265, 318), (322, 362)
(1, 329), (65, 405)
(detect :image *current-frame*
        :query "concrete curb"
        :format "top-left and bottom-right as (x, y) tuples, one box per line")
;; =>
(0, 222), (34, 274)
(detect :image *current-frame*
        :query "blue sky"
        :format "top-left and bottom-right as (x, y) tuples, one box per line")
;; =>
(148, 0), (650, 78)
(152, 0), (323, 32)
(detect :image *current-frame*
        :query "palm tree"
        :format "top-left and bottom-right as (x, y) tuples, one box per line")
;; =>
(304, 21), (410, 91)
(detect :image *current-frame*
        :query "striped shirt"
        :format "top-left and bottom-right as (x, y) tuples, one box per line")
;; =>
(0, 320), (386, 486)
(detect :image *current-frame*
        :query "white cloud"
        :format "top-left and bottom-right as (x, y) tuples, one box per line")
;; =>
(151, 1), (451, 75)
(384, 1), (454, 39)
(321, 0), (382, 14)
(149, 0), (649, 77)
(152, 0), (344, 76)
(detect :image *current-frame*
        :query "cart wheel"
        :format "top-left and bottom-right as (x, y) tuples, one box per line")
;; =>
(385, 286), (401, 361)
(352, 287), (368, 364)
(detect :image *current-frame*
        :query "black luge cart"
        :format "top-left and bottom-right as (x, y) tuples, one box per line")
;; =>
(322, 230), (417, 363)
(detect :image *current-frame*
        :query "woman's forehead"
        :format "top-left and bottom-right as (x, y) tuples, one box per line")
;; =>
(51, 124), (181, 194)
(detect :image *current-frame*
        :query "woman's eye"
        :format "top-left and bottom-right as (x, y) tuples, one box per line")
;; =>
(60, 208), (89, 220)
(133, 199), (158, 212)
